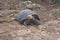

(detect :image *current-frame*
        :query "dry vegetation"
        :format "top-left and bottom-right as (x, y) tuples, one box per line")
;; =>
(0, 0), (60, 40)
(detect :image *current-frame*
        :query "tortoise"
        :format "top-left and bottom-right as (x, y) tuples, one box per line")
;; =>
(15, 9), (40, 26)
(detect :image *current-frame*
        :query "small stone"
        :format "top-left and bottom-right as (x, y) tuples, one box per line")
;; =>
(16, 29), (31, 36)
(19, 37), (24, 40)
(0, 14), (3, 17)
(57, 38), (60, 40)
(10, 32), (16, 37)
(0, 29), (6, 34)
(56, 32), (59, 35)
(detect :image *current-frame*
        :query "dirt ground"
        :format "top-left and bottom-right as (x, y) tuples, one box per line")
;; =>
(0, 0), (60, 40)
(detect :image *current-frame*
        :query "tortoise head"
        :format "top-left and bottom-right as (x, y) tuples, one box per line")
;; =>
(27, 15), (34, 21)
